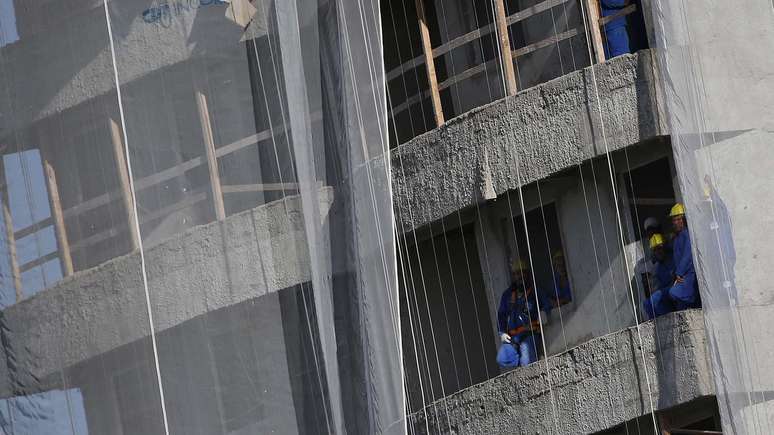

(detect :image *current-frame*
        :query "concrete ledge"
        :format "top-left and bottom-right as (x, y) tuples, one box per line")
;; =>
(392, 50), (666, 233)
(409, 309), (713, 434)
(0, 189), (332, 397)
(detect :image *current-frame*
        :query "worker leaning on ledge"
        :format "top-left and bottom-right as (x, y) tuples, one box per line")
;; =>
(643, 203), (702, 319)
(496, 259), (551, 369)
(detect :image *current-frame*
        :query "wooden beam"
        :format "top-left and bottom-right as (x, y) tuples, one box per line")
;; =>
(414, 0), (444, 126)
(195, 91), (226, 221)
(43, 160), (73, 276)
(493, 0), (518, 95)
(109, 118), (140, 251)
(3, 200), (22, 301)
(584, 0), (606, 63)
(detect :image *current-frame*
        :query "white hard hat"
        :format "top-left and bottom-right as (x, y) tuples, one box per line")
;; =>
(643, 217), (659, 231)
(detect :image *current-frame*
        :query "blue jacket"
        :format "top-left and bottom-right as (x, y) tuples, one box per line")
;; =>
(672, 229), (695, 281)
(653, 255), (675, 293)
(497, 285), (551, 341)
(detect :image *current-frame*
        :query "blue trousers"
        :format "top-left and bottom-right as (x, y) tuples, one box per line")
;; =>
(604, 25), (631, 58)
(644, 289), (673, 319)
(496, 335), (538, 368)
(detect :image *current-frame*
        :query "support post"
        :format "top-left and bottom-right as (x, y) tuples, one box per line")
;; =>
(585, 0), (607, 63)
(43, 160), (73, 276)
(195, 91), (226, 221)
(3, 199), (22, 301)
(109, 118), (141, 251)
(493, 0), (518, 96)
(414, 0), (445, 126)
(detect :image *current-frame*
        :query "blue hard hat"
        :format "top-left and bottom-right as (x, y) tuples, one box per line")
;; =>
(496, 342), (519, 368)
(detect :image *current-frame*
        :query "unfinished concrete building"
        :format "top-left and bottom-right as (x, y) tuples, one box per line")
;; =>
(0, 0), (772, 434)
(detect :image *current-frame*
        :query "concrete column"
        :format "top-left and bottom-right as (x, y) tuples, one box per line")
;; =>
(472, 204), (510, 338)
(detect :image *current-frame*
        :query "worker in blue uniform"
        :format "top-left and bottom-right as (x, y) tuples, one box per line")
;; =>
(496, 259), (551, 369)
(549, 251), (572, 307)
(668, 203), (701, 310)
(643, 233), (675, 319)
(601, 0), (631, 58)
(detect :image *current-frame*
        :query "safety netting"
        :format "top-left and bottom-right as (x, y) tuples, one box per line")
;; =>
(0, 0), (403, 434)
(648, 0), (774, 432)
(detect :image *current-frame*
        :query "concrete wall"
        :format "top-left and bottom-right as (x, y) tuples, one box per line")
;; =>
(0, 189), (332, 399)
(409, 309), (715, 435)
(392, 49), (667, 234)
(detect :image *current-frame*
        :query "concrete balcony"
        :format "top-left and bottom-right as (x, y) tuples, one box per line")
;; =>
(409, 309), (713, 434)
(392, 49), (667, 234)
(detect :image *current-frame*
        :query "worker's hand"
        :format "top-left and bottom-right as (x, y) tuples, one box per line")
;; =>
(500, 333), (512, 344)
(675, 276), (685, 284)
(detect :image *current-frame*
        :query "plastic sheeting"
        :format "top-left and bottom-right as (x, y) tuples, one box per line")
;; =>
(648, 0), (774, 432)
(0, 0), (403, 434)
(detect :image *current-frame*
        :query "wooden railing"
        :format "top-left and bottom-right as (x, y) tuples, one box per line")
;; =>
(388, 0), (639, 127)
(1, 91), (317, 301)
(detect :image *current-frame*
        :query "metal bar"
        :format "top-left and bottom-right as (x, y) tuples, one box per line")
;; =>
(195, 91), (226, 221)
(43, 160), (73, 276)
(414, 0), (445, 126)
(584, 0), (606, 63)
(3, 199), (22, 301)
(109, 118), (140, 251)
(494, 0), (518, 95)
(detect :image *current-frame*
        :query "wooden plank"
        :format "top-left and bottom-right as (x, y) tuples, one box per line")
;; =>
(43, 160), (73, 276)
(221, 183), (301, 194)
(494, 0), (518, 96)
(584, 0), (606, 63)
(3, 200), (22, 301)
(109, 118), (140, 251)
(438, 58), (498, 91)
(13, 217), (54, 240)
(414, 0), (444, 126)
(19, 250), (60, 274)
(598, 3), (636, 26)
(506, 0), (573, 26)
(195, 91), (226, 221)
(511, 27), (579, 58)
(70, 191), (209, 252)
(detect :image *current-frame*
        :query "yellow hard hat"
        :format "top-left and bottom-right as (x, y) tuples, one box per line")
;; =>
(511, 258), (528, 273)
(669, 203), (685, 217)
(649, 233), (665, 250)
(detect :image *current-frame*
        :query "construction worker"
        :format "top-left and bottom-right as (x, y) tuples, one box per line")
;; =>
(601, 0), (631, 58)
(549, 251), (572, 307)
(496, 259), (551, 369)
(667, 203), (701, 310)
(642, 233), (675, 319)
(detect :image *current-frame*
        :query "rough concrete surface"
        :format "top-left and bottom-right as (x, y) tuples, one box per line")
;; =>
(409, 309), (714, 434)
(0, 189), (332, 398)
(392, 50), (666, 234)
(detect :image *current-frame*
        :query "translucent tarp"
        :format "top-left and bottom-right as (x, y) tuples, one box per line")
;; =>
(0, 0), (402, 433)
(648, 0), (774, 432)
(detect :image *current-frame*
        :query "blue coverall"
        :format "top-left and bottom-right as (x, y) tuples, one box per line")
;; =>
(496, 285), (551, 368)
(601, 0), (631, 58)
(669, 229), (700, 309)
(643, 255), (675, 319)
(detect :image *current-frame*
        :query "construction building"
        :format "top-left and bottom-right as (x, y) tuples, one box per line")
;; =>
(0, 0), (771, 434)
